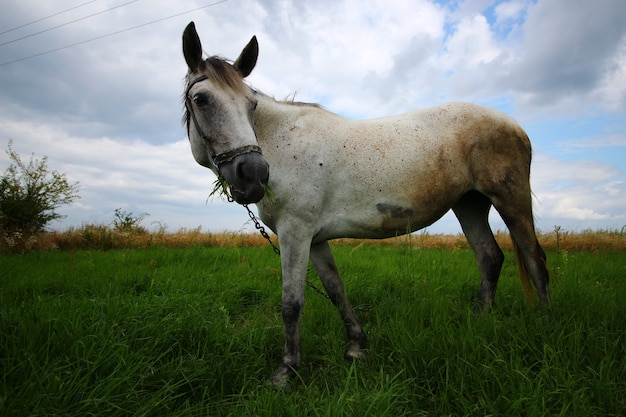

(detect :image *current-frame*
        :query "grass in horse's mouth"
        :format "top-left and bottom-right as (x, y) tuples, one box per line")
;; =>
(208, 176), (275, 203)
(209, 176), (231, 201)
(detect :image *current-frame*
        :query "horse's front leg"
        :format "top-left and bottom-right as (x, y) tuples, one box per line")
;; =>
(309, 241), (366, 361)
(269, 233), (311, 388)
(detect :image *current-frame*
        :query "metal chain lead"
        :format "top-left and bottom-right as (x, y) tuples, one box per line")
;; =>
(243, 204), (280, 255)
(242, 203), (331, 299)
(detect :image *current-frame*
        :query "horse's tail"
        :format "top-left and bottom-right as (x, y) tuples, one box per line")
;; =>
(512, 238), (535, 301)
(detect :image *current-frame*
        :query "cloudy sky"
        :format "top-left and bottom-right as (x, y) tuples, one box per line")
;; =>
(1, 0), (625, 235)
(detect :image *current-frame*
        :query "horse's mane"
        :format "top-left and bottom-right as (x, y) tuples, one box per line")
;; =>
(280, 92), (322, 109)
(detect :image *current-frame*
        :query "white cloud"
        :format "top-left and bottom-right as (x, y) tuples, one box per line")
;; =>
(510, 0), (626, 113)
(494, 0), (526, 22)
(443, 14), (501, 68)
(563, 134), (626, 149)
(531, 154), (626, 229)
(450, 0), (493, 21)
(593, 35), (626, 111)
(250, 0), (447, 118)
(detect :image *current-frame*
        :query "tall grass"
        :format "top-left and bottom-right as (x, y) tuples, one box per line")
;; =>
(2, 223), (626, 253)
(1, 244), (625, 416)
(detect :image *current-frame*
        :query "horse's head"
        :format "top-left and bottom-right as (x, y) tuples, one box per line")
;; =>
(182, 22), (269, 204)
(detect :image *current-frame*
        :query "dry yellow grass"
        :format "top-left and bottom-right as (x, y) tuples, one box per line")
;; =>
(3, 224), (625, 253)
(336, 228), (626, 253)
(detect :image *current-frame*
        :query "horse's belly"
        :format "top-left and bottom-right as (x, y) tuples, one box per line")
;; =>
(315, 194), (460, 242)
(374, 202), (450, 235)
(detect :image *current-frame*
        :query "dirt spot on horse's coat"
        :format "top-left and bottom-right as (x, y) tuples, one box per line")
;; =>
(376, 203), (415, 219)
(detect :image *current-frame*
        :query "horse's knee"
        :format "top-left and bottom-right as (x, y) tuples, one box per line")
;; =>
(282, 300), (302, 323)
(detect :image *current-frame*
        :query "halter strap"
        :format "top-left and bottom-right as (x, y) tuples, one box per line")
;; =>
(185, 74), (263, 172)
(213, 144), (263, 166)
(185, 74), (209, 95)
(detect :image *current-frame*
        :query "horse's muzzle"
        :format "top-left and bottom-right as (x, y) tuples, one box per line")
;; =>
(220, 151), (269, 204)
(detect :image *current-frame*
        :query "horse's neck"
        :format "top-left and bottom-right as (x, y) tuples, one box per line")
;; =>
(253, 93), (300, 145)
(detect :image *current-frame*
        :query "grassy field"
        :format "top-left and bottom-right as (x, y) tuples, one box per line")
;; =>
(1, 242), (625, 416)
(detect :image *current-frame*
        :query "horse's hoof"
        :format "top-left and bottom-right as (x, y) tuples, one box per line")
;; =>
(345, 338), (366, 361)
(266, 365), (295, 390)
(345, 348), (366, 362)
(265, 377), (290, 390)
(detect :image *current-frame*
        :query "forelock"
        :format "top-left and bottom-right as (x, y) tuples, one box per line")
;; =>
(187, 56), (247, 94)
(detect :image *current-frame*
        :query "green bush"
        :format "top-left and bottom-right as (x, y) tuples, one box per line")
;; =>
(0, 140), (80, 250)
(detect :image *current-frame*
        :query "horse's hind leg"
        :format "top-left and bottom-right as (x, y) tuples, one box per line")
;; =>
(452, 191), (505, 312)
(493, 197), (552, 308)
(309, 241), (366, 360)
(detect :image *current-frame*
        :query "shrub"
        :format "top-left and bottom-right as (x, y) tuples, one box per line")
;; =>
(1, 140), (79, 250)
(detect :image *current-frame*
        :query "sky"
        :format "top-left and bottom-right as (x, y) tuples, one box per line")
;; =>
(1, 0), (625, 235)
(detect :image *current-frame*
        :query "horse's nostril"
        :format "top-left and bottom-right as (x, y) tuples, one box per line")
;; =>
(236, 159), (247, 180)
(235, 155), (269, 185)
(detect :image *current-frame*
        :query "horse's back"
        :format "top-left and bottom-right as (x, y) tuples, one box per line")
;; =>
(362, 102), (527, 147)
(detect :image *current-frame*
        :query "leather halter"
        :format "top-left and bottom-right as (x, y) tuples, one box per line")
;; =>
(185, 74), (262, 172)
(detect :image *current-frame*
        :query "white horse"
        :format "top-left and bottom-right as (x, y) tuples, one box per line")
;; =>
(182, 22), (551, 387)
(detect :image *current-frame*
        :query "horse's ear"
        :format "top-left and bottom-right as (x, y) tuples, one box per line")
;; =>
(233, 36), (258, 78)
(183, 21), (203, 72)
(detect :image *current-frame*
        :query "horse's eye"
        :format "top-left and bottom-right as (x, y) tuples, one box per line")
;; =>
(193, 94), (209, 106)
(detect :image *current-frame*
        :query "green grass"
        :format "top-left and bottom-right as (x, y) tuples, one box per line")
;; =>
(1, 245), (625, 416)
